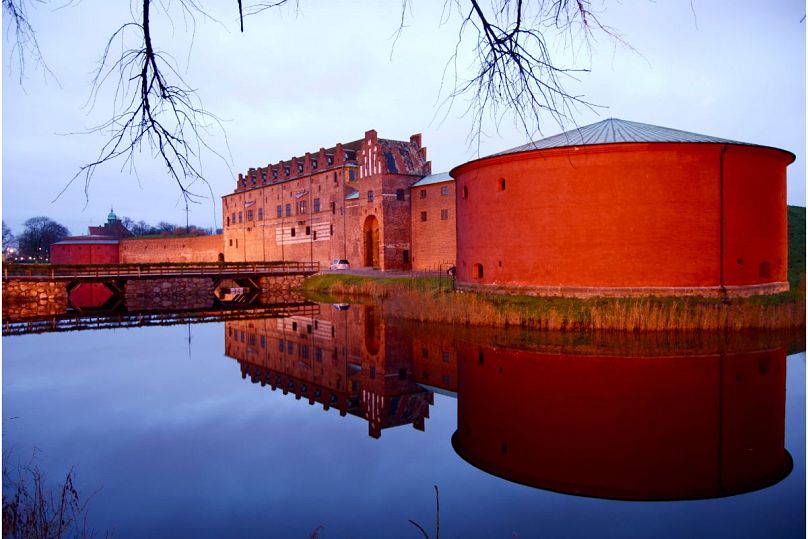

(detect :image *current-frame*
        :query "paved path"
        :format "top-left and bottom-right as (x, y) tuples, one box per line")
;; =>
(320, 268), (446, 278)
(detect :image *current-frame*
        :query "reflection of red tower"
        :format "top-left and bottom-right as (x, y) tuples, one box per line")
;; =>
(452, 344), (792, 500)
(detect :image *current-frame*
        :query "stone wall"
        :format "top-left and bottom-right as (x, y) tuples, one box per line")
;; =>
(3, 280), (68, 318)
(258, 275), (306, 304)
(125, 278), (214, 311)
(119, 235), (224, 263)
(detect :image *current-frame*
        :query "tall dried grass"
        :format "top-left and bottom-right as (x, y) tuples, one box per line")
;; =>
(303, 275), (805, 332)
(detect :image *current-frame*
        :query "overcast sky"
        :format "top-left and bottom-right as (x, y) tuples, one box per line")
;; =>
(2, 1), (805, 237)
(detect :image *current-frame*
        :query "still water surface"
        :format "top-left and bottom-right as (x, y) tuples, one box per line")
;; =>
(3, 303), (805, 538)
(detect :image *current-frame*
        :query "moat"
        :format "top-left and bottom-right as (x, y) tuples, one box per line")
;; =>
(3, 301), (805, 538)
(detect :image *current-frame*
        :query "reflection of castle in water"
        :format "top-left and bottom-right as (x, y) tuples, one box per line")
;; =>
(224, 305), (444, 438)
(225, 309), (797, 500)
(451, 336), (794, 501)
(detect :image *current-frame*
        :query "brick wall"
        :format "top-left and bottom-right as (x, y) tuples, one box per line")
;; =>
(119, 235), (224, 263)
(411, 180), (456, 271)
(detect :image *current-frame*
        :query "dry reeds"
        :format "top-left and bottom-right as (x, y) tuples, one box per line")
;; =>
(303, 275), (805, 332)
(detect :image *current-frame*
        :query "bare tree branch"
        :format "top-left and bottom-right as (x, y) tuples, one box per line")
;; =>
(57, 0), (232, 211)
(2, 0), (56, 84)
(435, 0), (627, 149)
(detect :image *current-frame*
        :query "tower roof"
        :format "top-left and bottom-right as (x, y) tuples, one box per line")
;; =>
(494, 118), (793, 160)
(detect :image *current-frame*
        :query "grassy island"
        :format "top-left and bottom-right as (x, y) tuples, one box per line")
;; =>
(302, 206), (805, 332)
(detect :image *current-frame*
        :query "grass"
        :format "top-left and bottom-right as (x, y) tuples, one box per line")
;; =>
(302, 208), (806, 332)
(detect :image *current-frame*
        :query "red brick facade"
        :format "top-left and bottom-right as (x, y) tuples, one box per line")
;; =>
(222, 130), (433, 270)
(410, 175), (456, 271)
(453, 140), (792, 297)
(119, 235), (223, 263)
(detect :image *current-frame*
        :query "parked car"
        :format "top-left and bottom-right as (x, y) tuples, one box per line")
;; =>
(330, 259), (350, 270)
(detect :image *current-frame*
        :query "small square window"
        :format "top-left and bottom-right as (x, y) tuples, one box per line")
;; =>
(441, 209), (449, 220)
(440, 186), (449, 196)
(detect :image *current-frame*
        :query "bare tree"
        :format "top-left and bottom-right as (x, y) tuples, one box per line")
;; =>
(2, 0), (53, 83)
(17, 216), (70, 259)
(2, 221), (15, 250)
(7, 0), (622, 199)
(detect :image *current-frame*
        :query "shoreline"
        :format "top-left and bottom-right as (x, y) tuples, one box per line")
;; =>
(301, 274), (806, 332)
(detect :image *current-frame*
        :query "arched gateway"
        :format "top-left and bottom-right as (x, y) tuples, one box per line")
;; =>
(363, 215), (380, 268)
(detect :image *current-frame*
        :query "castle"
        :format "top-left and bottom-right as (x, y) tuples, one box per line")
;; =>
(222, 129), (456, 271)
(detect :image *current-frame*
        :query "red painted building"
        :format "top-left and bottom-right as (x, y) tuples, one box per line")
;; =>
(451, 118), (794, 297)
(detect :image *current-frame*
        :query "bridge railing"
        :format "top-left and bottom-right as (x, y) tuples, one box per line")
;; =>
(3, 261), (320, 280)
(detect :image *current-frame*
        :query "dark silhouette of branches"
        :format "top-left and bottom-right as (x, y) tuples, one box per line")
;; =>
(2, 0), (55, 83)
(59, 0), (230, 207)
(435, 0), (625, 146)
(2, 451), (103, 539)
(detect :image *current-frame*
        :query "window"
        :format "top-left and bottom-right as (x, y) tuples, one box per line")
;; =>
(473, 263), (484, 279)
(315, 347), (323, 362)
(229, 239), (232, 246)
(463, 185), (468, 199)
(297, 200), (307, 214)
(285, 203), (292, 217)
(313, 231), (317, 240)
(420, 189), (427, 199)
(279, 339), (285, 352)
(276, 205), (282, 218)
(248, 333), (256, 345)
(329, 224), (334, 235)
(305, 226), (311, 236)
(235, 239), (238, 248)
(367, 190), (374, 202)
(260, 335), (266, 348)
(291, 228), (296, 237)
(287, 342), (294, 353)
(420, 211), (427, 222)
(440, 186), (449, 196)
(247, 209), (254, 221)
(330, 201), (336, 214)
(349, 169), (355, 181)
(238, 212), (243, 223)
(231, 212), (236, 223)
(396, 189), (405, 201)
(258, 207), (264, 220)
(301, 345), (309, 360)
(313, 198), (320, 212)
(441, 209), (449, 220)
(499, 177), (506, 191)
(226, 217), (230, 226)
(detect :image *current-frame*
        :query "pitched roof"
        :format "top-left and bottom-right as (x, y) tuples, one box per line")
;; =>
(495, 118), (770, 156)
(412, 172), (452, 187)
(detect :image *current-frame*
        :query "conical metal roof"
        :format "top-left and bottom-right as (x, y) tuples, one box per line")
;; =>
(494, 118), (758, 156)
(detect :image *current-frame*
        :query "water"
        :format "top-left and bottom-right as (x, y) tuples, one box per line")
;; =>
(3, 303), (805, 538)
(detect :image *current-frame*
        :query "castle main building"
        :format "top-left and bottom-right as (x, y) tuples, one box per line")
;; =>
(222, 130), (455, 271)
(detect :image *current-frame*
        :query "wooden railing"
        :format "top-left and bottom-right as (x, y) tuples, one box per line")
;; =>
(3, 261), (320, 280)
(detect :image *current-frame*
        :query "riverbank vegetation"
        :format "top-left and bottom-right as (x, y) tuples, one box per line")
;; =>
(302, 207), (805, 332)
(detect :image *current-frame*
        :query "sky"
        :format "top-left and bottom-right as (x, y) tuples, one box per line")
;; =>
(2, 0), (805, 237)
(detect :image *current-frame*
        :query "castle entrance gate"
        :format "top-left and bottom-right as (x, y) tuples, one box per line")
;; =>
(363, 215), (380, 268)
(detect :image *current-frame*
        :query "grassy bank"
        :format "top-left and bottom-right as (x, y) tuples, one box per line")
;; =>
(302, 207), (806, 332)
